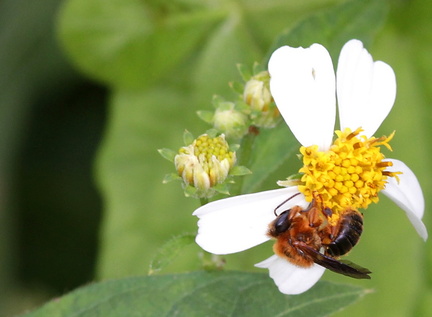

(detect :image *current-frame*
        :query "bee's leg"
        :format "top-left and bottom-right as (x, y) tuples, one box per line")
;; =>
(307, 206), (322, 228)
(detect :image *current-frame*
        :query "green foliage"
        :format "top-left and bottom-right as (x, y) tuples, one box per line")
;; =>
(23, 272), (369, 317)
(241, 123), (298, 193)
(158, 148), (177, 162)
(148, 233), (196, 275)
(57, 0), (225, 88)
(267, 0), (389, 62)
(34, 0), (432, 316)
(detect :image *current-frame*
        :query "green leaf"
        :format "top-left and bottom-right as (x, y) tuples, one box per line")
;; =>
(191, 8), (263, 107)
(266, 0), (389, 62)
(95, 87), (202, 278)
(149, 233), (196, 275)
(24, 272), (370, 317)
(229, 81), (245, 95)
(229, 165), (252, 176)
(196, 110), (214, 124)
(57, 0), (224, 88)
(162, 173), (181, 184)
(213, 183), (230, 195)
(183, 130), (195, 145)
(158, 148), (177, 162)
(241, 124), (298, 194)
(184, 184), (198, 197)
(236, 63), (252, 81)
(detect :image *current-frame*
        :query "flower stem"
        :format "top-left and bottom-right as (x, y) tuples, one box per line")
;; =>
(231, 126), (259, 195)
(199, 197), (209, 206)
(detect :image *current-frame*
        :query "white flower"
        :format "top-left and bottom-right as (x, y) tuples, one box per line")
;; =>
(193, 39), (427, 295)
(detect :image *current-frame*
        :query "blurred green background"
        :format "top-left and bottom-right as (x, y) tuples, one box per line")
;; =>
(1, 0), (432, 316)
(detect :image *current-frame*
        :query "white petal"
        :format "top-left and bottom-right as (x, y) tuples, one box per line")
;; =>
(382, 159), (427, 240)
(255, 255), (325, 295)
(193, 187), (306, 254)
(268, 44), (336, 151)
(337, 39), (396, 137)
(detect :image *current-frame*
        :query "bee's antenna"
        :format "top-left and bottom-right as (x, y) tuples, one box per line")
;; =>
(274, 192), (301, 216)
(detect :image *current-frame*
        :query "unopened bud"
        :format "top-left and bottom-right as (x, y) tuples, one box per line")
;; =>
(243, 71), (272, 112)
(213, 102), (248, 139)
(243, 71), (280, 128)
(174, 134), (236, 198)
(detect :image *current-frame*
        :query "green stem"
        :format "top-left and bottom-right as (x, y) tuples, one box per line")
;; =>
(230, 126), (259, 196)
(200, 197), (209, 206)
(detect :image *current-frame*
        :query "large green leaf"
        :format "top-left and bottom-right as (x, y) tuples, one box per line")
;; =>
(94, 86), (205, 278)
(57, 0), (224, 88)
(267, 0), (388, 61)
(57, 0), (336, 90)
(241, 123), (298, 194)
(24, 272), (369, 317)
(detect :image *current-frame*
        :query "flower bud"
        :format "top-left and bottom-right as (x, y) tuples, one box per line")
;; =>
(174, 134), (236, 198)
(213, 102), (248, 139)
(243, 71), (272, 111)
(243, 71), (280, 128)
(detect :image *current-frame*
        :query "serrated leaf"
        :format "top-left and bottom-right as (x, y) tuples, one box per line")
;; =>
(149, 233), (196, 275)
(266, 0), (389, 62)
(24, 272), (370, 317)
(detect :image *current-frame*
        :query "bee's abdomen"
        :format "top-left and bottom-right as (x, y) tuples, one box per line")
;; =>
(327, 211), (363, 257)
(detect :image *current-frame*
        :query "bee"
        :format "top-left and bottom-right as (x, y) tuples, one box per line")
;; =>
(268, 194), (371, 279)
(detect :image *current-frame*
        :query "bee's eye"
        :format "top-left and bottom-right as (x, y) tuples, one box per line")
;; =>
(274, 210), (290, 234)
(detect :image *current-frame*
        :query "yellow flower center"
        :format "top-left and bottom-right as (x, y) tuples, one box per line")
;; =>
(177, 134), (236, 187)
(298, 127), (400, 214)
(189, 135), (235, 167)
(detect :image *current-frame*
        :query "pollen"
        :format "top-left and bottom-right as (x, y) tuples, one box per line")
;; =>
(298, 128), (400, 213)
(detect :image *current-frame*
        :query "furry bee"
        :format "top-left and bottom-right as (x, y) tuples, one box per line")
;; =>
(268, 195), (371, 279)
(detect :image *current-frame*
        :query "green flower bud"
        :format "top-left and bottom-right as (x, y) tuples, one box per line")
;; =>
(174, 134), (236, 198)
(213, 102), (248, 139)
(243, 71), (272, 112)
(243, 71), (280, 128)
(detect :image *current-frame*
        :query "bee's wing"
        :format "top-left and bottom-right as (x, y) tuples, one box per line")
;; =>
(299, 243), (371, 279)
(193, 187), (306, 255)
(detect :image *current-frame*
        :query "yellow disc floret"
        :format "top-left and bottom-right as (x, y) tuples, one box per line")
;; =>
(298, 127), (400, 213)
(191, 134), (236, 170)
